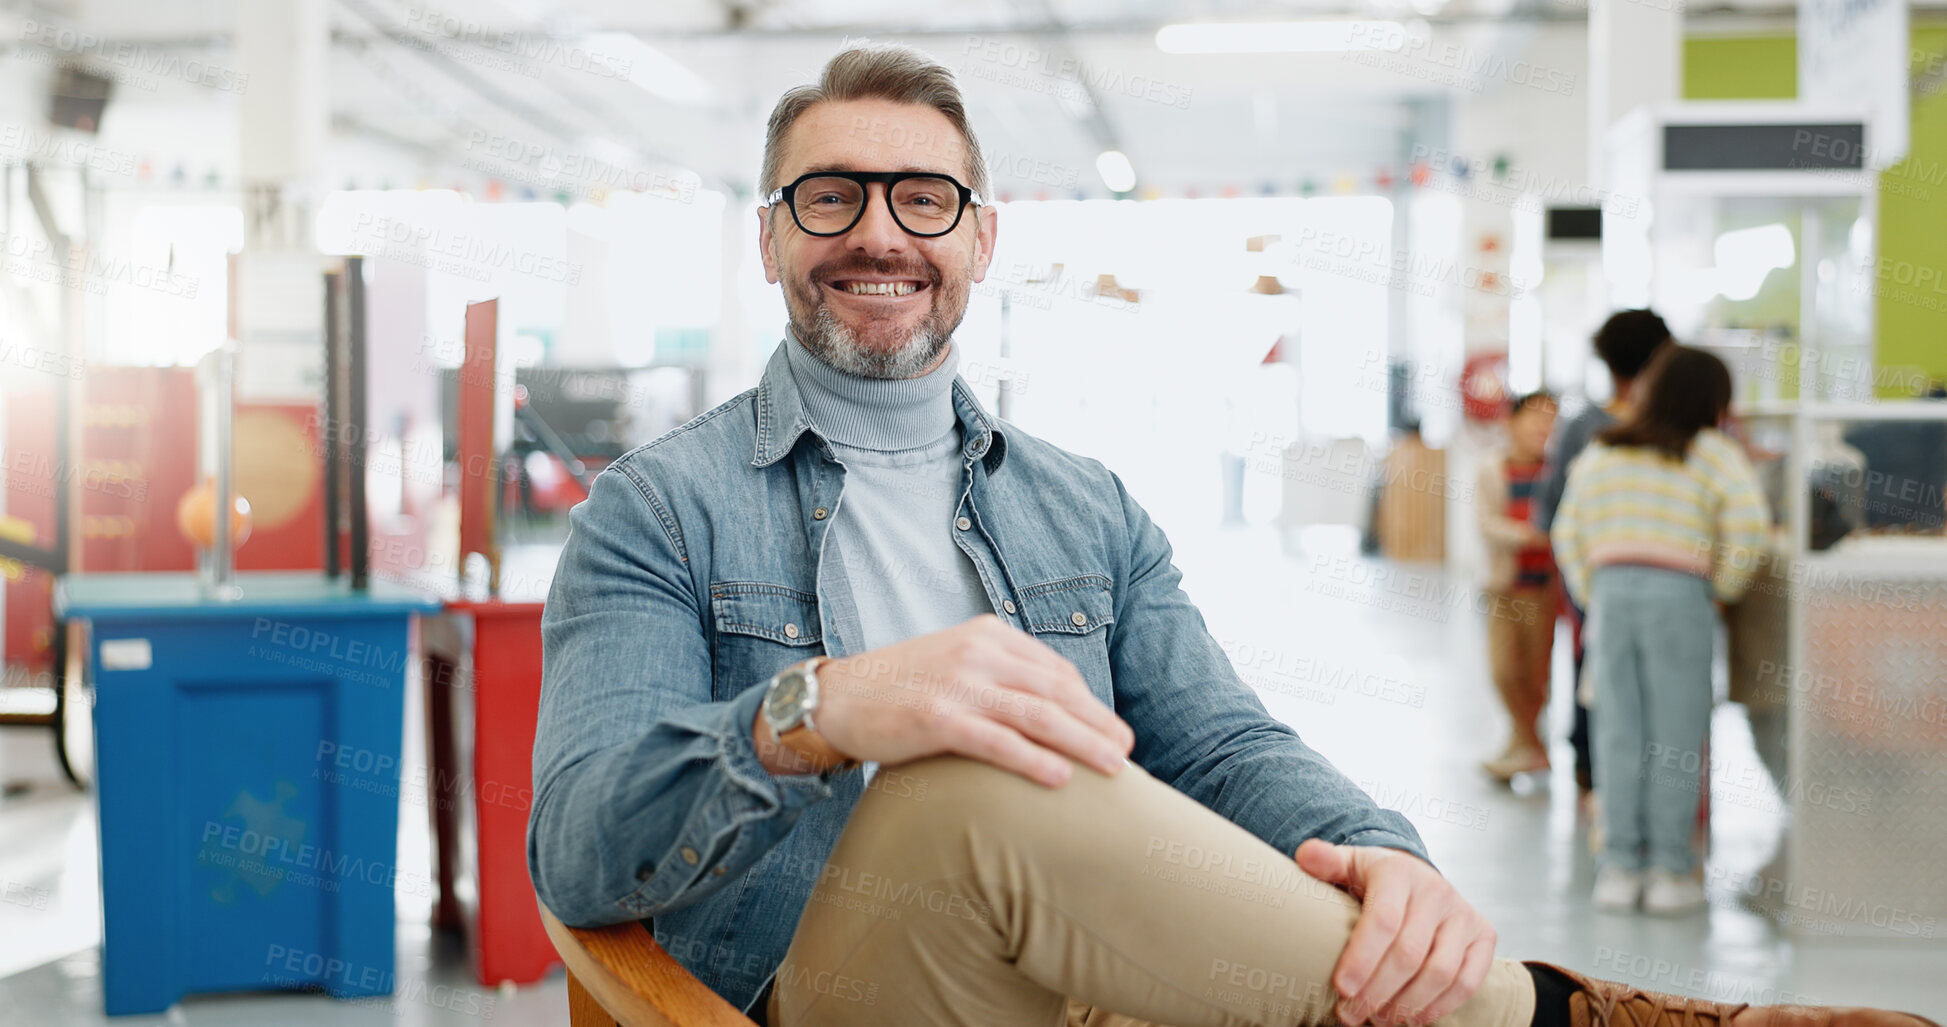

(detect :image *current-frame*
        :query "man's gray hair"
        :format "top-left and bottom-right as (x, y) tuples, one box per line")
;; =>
(760, 43), (990, 202)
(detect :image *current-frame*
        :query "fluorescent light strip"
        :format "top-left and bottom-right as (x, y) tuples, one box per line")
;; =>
(1156, 20), (1406, 55)
(581, 31), (714, 104)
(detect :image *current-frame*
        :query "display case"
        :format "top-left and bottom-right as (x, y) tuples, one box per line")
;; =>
(1732, 403), (1947, 942)
(1604, 102), (1879, 406)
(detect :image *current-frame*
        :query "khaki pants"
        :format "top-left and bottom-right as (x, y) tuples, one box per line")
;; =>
(1486, 585), (1556, 752)
(768, 755), (1535, 1027)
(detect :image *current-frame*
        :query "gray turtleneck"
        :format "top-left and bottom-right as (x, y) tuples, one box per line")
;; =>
(783, 333), (994, 658)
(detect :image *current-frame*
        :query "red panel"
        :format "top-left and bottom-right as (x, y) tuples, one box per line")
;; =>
(76, 367), (198, 574)
(458, 300), (497, 571)
(231, 402), (324, 572)
(2, 571), (53, 673)
(469, 602), (557, 984)
(5, 367), (198, 671)
(3, 383), (58, 671)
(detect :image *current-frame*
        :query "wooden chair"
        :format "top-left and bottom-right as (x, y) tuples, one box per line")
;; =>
(539, 903), (758, 1027)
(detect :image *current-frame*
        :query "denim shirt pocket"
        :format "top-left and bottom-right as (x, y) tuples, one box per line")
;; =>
(709, 582), (825, 700)
(1016, 573), (1116, 704)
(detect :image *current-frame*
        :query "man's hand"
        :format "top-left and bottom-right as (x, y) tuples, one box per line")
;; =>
(758, 615), (1134, 787)
(1295, 840), (1497, 1026)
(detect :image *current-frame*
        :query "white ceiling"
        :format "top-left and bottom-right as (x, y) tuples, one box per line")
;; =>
(312, 0), (1469, 197)
(0, 0), (1902, 200)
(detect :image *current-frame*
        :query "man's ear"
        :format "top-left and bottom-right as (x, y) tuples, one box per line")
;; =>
(969, 204), (998, 284)
(758, 206), (781, 284)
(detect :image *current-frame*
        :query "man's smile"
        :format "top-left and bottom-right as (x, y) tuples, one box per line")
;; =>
(820, 275), (931, 303)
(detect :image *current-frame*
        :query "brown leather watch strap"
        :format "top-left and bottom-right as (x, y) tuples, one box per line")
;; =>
(775, 719), (854, 774)
(766, 657), (856, 774)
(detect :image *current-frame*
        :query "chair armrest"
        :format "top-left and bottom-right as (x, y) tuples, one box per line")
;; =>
(538, 902), (758, 1027)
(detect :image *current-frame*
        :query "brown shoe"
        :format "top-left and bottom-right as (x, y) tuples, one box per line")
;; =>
(1532, 962), (1943, 1027)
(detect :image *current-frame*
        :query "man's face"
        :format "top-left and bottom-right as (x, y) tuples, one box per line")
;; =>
(760, 98), (997, 379)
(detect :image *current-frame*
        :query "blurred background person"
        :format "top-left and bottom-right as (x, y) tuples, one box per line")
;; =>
(1476, 390), (1560, 782)
(1551, 345), (1770, 915)
(1531, 309), (1675, 795)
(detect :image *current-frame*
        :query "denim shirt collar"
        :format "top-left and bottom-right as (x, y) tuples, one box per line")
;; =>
(751, 338), (1008, 473)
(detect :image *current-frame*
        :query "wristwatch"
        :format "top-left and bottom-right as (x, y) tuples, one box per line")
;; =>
(760, 657), (853, 771)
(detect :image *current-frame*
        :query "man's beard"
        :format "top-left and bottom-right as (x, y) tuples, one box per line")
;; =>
(785, 255), (970, 380)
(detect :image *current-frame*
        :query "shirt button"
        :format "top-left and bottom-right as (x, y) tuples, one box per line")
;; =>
(813, 507), (829, 520)
(955, 516), (972, 531)
(680, 846), (700, 865)
(1070, 611), (1088, 627)
(1002, 599), (1017, 615)
(784, 623), (800, 639)
(711, 866), (727, 876)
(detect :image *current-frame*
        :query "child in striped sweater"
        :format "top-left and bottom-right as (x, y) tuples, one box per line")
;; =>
(1551, 345), (1770, 915)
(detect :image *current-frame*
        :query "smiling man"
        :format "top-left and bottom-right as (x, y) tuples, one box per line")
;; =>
(529, 44), (1937, 1027)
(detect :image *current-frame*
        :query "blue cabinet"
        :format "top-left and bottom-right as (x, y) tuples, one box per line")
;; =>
(57, 573), (441, 1016)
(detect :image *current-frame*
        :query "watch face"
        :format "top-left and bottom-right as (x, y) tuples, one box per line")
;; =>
(767, 668), (809, 726)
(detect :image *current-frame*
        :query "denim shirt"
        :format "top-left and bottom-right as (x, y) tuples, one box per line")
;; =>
(530, 341), (1430, 1015)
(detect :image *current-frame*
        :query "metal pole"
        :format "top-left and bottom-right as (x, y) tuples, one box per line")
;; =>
(25, 164), (76, 574)
(210, 341), (239, 598)
(1799, 207), (1822, 403)
(346, 257), (368, 590)
(322, 267), (341, 578)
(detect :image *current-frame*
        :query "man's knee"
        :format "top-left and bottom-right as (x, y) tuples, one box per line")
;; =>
(857, 755), (1131, 842)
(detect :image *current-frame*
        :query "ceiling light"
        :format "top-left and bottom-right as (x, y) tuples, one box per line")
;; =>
(1096, 150), (1136, 194)
(581, 32), (713, 105)
(1155, 21), (1407, 55)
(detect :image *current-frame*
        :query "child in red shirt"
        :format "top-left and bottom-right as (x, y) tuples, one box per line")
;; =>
(1476, 391), (1559, 781)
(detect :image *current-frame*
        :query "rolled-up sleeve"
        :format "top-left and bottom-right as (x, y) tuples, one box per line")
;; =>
(1105, 474), (1431, 866)
(528, 462), (833, 927)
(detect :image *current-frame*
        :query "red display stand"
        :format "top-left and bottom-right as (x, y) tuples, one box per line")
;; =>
(420, 297), (558, 985)
(426, 600), (557, 986)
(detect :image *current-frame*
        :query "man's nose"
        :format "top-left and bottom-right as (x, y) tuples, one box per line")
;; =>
(840, 184), (909, 256)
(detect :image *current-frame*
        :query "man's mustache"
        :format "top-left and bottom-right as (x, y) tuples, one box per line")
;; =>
(808, 257), (941, 286)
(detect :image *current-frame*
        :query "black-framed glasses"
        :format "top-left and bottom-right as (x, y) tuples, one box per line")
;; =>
(764, 171), (983, 238)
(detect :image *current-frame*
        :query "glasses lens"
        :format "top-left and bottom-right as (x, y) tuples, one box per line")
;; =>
(891, 176), (961, 233)
(794, 177), (865, 232)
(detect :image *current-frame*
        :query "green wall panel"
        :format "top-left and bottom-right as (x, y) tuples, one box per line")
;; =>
(1682, 27), (1947, 395)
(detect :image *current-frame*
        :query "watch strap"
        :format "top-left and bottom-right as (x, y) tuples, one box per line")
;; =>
(767, 657), (854, 772)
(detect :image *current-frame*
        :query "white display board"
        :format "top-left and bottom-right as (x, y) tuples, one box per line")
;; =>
(231, 252), (325, 402)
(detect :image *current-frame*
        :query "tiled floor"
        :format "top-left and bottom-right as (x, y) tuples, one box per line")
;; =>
(2, 523), (1943, 1024)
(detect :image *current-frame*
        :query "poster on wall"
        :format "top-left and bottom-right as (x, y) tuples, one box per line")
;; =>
(1800, 0), (1909, 169)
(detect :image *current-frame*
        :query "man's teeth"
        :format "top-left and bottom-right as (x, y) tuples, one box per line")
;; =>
(842, 281), (918, 296)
